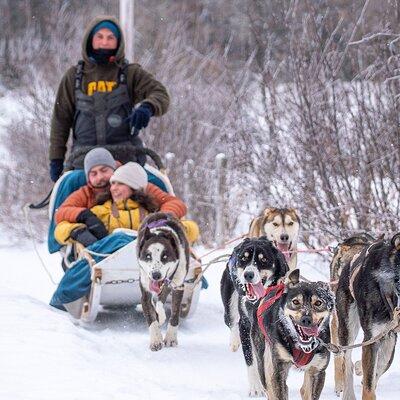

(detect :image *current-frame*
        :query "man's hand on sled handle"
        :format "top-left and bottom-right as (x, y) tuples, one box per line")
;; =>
(129, 102), (154, 137)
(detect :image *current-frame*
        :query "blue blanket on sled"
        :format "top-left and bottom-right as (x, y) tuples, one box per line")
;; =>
(50, 232), (135, 309)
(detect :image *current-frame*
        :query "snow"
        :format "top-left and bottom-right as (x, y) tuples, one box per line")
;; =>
(0, 243), (399, 400)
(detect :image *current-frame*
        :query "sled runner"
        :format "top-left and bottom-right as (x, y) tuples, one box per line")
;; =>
(47, 157), (204, 323)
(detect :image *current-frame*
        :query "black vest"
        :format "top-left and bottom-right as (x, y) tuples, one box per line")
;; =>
(66, 60), (145, 169)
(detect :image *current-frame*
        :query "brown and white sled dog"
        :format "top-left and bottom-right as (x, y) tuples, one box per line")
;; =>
(255, 269), (334, 400)
(249, 207), (300, 270)
(137, 212), (189, 351)
(328, 233), (376, 395)
(335, 233), (400, 400)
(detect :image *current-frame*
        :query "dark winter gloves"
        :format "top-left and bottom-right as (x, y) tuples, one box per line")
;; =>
(70, 209), (108, 247)
(70, 227), (98, 247)
(77, 209), (108, 240)
(50, 159), (64, 182)
(129, 102), (154, 133)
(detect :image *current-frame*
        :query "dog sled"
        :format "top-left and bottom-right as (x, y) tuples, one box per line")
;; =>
(44, 150), (204, 323)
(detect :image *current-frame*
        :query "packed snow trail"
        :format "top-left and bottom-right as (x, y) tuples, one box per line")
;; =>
(0, 244), (399, 400)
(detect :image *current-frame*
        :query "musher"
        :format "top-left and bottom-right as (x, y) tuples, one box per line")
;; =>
(49, 15), (170, 182)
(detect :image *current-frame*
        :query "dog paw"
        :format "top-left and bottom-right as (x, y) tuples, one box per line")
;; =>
(164, 337), (178, 347)
(334, 389), (342, 397)
(164, 324), (178, 347)
(354, 360), (363, 376)
(149, 321), (163, 351)
(248, 387), (264, 397)
(150, 340), (164, 351)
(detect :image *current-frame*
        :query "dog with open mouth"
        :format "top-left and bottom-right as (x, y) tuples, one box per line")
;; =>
(255, 269), (334, 400)
(137, 212), (189, 351)
(220, 237), (289, 396)
(248, 207), (300, 270)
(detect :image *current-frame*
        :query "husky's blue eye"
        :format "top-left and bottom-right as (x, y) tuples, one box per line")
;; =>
(146, 253), (152, 260)
(162, 254), (167, 260)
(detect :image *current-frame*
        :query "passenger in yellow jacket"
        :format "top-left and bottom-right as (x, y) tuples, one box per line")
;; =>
(55, 162), (199, 246)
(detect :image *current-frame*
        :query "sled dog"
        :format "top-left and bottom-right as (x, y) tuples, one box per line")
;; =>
(335, 233), (400, 400)
(255, 269), (334, 400)
(220, 237), (288, 396)
(137, 212), (189, 351)
(248, 207), (300, 270)
(329, 233), (376, 394)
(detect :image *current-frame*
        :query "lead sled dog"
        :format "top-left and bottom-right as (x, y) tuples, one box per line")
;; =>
(137, 212), (189, 351)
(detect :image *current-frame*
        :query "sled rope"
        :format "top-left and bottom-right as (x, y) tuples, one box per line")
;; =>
(281, 247), (332, 255)
(318, 307), (400, 354)
(199, 234), (247, 259)
(22, 204), (59, 285)
(191, 254), (231, 289)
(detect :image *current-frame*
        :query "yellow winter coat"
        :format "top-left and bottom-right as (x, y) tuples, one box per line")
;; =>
(54, 199), (199, 245)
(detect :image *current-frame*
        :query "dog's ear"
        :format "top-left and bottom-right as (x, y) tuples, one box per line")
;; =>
(391, 233), (400, 250)
(248, 217), (260, 237)
(287, 208), (301, 224)
(285, 269), (300, 287)
(262, 207), (275, 219)
(138, 226), (152, 251)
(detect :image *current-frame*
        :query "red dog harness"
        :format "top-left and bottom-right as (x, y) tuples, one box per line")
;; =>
(257, 283), (315, 368)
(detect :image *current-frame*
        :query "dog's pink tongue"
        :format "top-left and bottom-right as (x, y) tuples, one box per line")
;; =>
(301, 325), (319, 336)
(252, 281), (266, 299)
(277, 243), (291, 261)
(150, 280), (161, 294)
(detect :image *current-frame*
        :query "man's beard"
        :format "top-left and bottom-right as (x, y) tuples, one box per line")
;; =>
(92, 181), (109, 189)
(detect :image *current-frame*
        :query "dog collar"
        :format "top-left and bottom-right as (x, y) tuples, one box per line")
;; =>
(146, 219), (169, 229)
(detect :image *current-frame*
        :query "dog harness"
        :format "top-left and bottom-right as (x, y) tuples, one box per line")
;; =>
(257, 283), (315, 368)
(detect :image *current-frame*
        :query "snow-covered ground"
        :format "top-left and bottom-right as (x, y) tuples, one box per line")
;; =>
(0, 242), (399, 400)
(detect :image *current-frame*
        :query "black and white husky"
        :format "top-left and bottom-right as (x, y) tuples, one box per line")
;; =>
(137, 212), (189, 351)
(220, 237), (289, 396)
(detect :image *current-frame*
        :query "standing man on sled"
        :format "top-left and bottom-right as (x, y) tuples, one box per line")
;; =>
(49, 15), (170, 182)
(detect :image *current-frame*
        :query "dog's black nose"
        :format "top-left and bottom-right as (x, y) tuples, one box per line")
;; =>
(244, 270), (254, 281)
(300, 315), (313, 327)
(280, 233), (289, 242)
(152, 271), (162, 280)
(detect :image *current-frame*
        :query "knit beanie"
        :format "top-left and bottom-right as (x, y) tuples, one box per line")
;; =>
(84, 148), (116, 180)
(91, 20), (120, 40)
(110, 162), (148, 191)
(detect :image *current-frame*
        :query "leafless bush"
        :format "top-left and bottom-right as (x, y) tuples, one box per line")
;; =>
(241, 0), (400, 245)
(1, 0), (399, 246)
